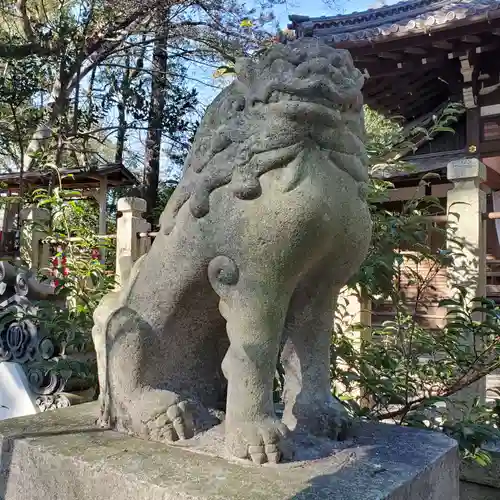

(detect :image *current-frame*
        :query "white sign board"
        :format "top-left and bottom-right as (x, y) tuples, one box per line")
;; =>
(0, 362), (39, 420)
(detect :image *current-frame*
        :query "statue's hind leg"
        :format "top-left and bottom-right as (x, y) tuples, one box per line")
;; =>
(102, 306), (217, 442)
(208, 256), (291, 464)
(280, 262), (350, 440)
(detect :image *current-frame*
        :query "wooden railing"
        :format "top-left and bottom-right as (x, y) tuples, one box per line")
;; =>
(484, 212), (500, 220)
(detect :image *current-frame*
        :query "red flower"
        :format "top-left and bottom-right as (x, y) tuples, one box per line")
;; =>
(63, 267), (69, 277)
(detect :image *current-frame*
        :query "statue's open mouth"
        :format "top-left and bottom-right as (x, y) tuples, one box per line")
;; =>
(259, 77), (358, 117)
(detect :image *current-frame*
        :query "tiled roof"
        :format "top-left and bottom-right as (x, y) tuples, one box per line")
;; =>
(289, 0), (500, 44)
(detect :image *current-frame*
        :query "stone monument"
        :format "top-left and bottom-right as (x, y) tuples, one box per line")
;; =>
(92, 38), (372, 464)
(0, 39), (459, 500)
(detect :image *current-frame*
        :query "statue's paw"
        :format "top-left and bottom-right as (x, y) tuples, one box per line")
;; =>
(144, 401), (195, 442)
(226, 417), (291, 465)
(285, 398), (351, 441)
(311, 401), (351, 440)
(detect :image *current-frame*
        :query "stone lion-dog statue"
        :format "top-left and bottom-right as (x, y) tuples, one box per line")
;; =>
(92, 38), (372, 465)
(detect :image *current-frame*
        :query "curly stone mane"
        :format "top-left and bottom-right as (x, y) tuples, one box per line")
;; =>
(160, 39), (367, 234)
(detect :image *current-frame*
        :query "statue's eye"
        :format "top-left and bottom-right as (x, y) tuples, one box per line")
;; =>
(234, 98), (245, 112)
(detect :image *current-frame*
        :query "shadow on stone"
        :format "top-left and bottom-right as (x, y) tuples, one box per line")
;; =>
(286, 422), (459, 500)
(0, 438), (12, 500)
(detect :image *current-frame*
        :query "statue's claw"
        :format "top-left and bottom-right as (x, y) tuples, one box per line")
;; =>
(248, 444), (281, 464)
(227, 417), (291, 464)
(144, 401), (195, 442)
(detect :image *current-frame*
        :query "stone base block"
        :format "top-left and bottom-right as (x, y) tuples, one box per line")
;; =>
(460, 481), (500, 500)
(461, 441), (500, 490)
(461, 441), (500, 499)
(0, 403), (459, 500)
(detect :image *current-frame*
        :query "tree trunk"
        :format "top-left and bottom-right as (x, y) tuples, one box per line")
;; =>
(22, 79), (70, 171)
(115, 54), (131, 166)
(143, 11), (169, 219)
(116, 41), (147, 166)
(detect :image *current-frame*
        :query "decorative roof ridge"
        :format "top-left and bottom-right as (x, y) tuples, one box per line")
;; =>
(289, 0), (444, 26)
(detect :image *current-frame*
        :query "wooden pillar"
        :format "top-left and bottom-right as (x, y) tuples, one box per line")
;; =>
(19, 206), (50, 273)
(446, 157), (487, 404)
(115, 197), (150, 288)
(460, 53), (480, 156)
(97, 177), (108, 265)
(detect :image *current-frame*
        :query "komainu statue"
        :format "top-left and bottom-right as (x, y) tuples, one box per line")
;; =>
(92, 39), (372, 464)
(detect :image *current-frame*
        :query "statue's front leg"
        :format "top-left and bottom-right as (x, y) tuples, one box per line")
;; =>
(281, 266), (350, 440)
(208, 256), (291, 464)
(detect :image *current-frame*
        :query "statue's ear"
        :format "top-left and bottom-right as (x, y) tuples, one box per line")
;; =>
(234, 57), (247, 76)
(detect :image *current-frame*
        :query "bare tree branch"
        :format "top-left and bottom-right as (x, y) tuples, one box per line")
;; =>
(0, 42), (58, 58)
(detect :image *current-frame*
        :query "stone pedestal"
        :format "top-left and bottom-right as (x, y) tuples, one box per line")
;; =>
(19, 206), (50, 273)
(115, 197), (150, 288)
(0, 403), (459, 500)
(446, 157), (486, 301)
(446, 158), (487, 405)
(336, 287), (373, 408)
